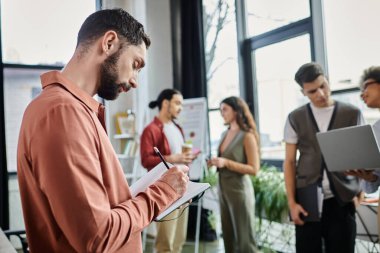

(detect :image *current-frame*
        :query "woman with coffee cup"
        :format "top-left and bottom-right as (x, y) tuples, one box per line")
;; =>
(207, 96), (260, 253)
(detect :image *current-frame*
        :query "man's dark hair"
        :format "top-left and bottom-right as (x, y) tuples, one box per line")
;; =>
(149, 89), (181, 111)
(77, 8), (151, 50)
(360, 66), (380, 87)
(294, 62), (325, 88)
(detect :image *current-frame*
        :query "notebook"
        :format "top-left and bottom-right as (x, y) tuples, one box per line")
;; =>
(316, 124), (380, 172)
(294, 182), (322, 222)
(129, 162), (210, 221)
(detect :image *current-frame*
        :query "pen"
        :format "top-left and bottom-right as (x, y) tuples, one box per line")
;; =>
(153, 147), (170, 170)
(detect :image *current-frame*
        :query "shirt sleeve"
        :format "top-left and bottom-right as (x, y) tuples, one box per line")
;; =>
(140, 127), (162, 170)
(358, 111), (366, 125)
(32, 103), (179, 253)
(284, 117), (298, 144)
(359, 119), (380, 195)
(361, 171), (380, 193)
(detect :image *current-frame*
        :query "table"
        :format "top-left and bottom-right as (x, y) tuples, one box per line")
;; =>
(356, 203), (380, 252)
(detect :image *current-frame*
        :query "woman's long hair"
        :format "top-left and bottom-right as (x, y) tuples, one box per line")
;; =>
(220, 96), (260, 146)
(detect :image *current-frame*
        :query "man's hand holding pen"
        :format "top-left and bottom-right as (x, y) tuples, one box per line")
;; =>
(160, 165), (189, 196)
(154, 147), (189, 196)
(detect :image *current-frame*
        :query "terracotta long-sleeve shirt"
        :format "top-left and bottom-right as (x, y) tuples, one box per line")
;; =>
(17, 71), (180, 253)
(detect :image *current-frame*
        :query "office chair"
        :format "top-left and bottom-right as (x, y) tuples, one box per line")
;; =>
(3, 229), (29, 253)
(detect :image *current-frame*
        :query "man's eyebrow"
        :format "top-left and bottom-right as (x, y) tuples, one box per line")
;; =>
(305, 83), (324, 93)
(306, 88), (317, 93)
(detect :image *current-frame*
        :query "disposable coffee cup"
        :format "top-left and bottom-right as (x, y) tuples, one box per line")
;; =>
(182, 143), (193, 154)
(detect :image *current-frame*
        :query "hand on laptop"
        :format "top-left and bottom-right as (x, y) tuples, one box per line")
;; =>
(345, 169), (378, 182)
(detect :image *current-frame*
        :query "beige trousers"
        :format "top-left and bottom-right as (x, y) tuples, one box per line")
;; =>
(155, 206), (189, 253)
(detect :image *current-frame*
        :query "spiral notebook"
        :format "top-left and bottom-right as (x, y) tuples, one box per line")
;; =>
(129, 162), (210, 221)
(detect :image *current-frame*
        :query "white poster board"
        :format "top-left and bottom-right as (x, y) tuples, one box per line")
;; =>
(177, 97), (209, 179)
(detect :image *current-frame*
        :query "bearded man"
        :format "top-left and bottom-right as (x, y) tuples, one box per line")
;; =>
(17, 9), (189, 253)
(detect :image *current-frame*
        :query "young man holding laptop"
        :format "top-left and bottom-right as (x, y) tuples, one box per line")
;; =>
(283, 62), (363, 253)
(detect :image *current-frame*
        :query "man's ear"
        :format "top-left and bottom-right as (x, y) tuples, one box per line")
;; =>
(162, 99), (169, 109)
(101, 31), (119, 55)
(301, 89), (306, 96)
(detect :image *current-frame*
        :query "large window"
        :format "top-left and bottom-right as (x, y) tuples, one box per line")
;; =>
(2, 0), (96, 65)
(323, 0), (380, 91)
(203, 0), (240, 153)
(4, 68), (47, 173)
(246, 0), (310, 37)
(2, 0), (97, 172)
(255, 35), (311, 159)
(1, 0), (98, 231)
(245, 0), (312, 161)
(243, 0), (380, 163)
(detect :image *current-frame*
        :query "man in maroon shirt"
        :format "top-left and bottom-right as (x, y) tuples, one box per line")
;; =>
(17, 9), (189, 253)
(141, 89), (197, 253)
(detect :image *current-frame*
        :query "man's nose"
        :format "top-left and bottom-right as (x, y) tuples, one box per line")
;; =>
(316, 88), (324, 96)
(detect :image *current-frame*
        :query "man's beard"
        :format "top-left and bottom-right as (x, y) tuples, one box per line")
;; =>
(167, 105), (179, 120)
(98, 50), (130, 100)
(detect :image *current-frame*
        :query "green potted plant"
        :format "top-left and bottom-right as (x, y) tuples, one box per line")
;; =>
(251, 164), (294, 252)
(202, 163), (294, 251)
(202, 163), (289, 227)
(201, 166), (219, 231)
(251, 164), (289, 225)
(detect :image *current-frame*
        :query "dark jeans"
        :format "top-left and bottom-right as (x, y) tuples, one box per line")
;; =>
(295, 197), (356, 253)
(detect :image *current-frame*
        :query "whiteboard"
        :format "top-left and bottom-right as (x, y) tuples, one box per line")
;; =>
(177, 97), (209, 179)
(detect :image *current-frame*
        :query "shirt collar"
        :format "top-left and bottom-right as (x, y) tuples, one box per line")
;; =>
(40, 70), (101, 114)
(153, 117), (164, 130)
(153, 116), (184, 137)
(309, 101), (335, 112)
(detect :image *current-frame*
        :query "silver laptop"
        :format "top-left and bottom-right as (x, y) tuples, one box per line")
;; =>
(316, 124), (380, 172)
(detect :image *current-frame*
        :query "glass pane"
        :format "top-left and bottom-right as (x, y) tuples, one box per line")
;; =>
(1, 0), (96, 65)
(324, 0), (380, 90)
(5, 68), (47, 233)
(9, 174), (24, 233)
(332, 91), (379, 125)
(203, 0), (240, 109)
(246, 0), (310, 37)
(208, 110), (227, 156)
(4, 68), (50, 172)
(255, 34), (311, 159)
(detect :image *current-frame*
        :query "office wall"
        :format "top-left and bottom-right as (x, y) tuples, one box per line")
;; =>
(144, 0), (174, 123)
(103, 0), (173, 133)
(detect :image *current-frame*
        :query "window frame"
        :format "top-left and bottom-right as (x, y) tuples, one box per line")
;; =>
(242, 1), (314, 167)
(203, 0), (245, 154)
(239, 0), (360, 167)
